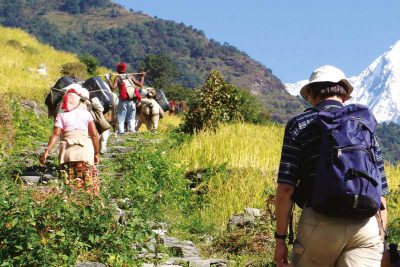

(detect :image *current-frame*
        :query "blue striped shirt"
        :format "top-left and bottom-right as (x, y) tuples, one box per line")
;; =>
(277, 99), (389, 196)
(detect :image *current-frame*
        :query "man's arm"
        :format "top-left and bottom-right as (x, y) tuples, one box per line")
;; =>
(107, 76), (119, 91)
(274, 183), (295, 266)
(131, 71), (146, 87)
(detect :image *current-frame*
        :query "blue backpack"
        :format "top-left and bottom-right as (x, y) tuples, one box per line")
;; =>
(309, 104), (382, 219)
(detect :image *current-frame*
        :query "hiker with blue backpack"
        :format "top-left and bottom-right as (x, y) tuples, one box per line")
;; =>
(273, 65), (389, 267)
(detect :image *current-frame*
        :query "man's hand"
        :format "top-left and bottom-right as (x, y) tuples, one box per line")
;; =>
(105, 73), (111, 81)
(141, 71), (146, 77)
(274, 239), (290, 267)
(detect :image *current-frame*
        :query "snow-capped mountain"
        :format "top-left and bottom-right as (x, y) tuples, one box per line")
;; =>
(285, 41), (400, 123)
(284, 80), (307, 96)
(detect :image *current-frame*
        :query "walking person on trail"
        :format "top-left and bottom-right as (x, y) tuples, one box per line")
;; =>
(273, 65), (389, 267)
(106, 62), (144, 134)
(40, 88), (100, 195)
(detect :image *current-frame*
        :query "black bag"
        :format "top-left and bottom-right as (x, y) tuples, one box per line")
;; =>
(156, 90), (171, 111)
(83, 77), (113, 114)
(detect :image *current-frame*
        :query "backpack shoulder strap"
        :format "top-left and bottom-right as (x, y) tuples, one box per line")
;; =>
(305, 105), (330, 114)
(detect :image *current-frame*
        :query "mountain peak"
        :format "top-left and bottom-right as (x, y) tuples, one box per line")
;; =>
(285, 40), (400, 124)
(389, 40), (400, 52)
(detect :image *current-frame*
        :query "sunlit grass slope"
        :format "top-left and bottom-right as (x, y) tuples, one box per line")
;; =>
(0, 26), (79, 102)
(173, 122), (284, 227)
(173, 122), (400, 228)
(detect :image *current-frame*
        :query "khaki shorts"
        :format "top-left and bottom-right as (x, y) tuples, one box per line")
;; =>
(292, 207), (383, 267)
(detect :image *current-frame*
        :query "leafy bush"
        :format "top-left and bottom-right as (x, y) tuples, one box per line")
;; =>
(60, 62), (88, 80)
(0, 181), (150, 266)
(79, 54), (99, 76)
(181, 70), (267, 133)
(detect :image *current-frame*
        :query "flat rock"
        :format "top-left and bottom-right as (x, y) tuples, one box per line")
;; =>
(109, 146), (135, 153)
(20, 176), (40, 184)
(138, 253), (168, 259)
(244, 208), (261, 217)
(165, 257), (227, 267)
(161, 236), (200, 258)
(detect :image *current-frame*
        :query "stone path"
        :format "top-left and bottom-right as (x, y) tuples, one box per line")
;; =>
(20, 132), (228, 267)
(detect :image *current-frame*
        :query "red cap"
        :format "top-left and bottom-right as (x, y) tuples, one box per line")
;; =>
(117, 62), (127, 73)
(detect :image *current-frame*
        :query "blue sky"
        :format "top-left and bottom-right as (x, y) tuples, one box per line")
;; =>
(115, 1), (400, 83)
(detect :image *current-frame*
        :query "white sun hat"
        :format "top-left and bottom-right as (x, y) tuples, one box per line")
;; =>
(300, 65), (353, 101)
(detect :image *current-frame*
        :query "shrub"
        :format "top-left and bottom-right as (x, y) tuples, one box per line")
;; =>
(0, 182), (150, 266)
(181, 70), (266, 133)
(60, 62), (88, 80)
(79, 54), (99, 76)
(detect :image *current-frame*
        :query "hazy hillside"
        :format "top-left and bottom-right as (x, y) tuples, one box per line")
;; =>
(0, 0), (304, 123)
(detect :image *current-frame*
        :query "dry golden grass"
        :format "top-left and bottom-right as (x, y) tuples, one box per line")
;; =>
(0, 26), (79, 102)
(173, 122), (283, 227)
(174, 123), (283, 173)
(137, 113), (182, 132)
(386, 163), (400, 190)
(385, 163), (400, 220)
(173, 122), (400, 228)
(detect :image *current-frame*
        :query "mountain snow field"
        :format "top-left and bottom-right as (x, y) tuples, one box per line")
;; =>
(285, 41), (400, 123)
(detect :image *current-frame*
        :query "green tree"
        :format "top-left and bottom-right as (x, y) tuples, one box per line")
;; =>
(182, 70), (265, 133)
(164, 84), (194, 102)
(60, 0), (81, 14)
(79, 54), (99, 76)
(140, 53), (178, 89)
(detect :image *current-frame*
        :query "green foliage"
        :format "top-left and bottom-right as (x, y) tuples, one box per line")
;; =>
(103, 133), (191, 218)
(0, 99), (152, 265)
(387, 189), (400, 243)
(60, 0), (112, 14)
(140, 53), (179, 89)
(60, 62), (88, 80)
(164, 84), (195, 102)
(0, 99), (53, 178)
(260, 93), (305, 123)
(79, 54), (99, 76)
(181, 70), (267, 133)
(376, 122), (400, 164)
(0, 181), (150, 266)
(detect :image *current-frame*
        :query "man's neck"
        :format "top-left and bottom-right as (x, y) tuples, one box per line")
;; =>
(313, 96), (344, 106)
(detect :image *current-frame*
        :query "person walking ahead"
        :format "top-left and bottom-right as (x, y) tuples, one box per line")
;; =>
(274, 65), (389, 267)
(40, 88), (100, 195)
(107, 62), (144, 134)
